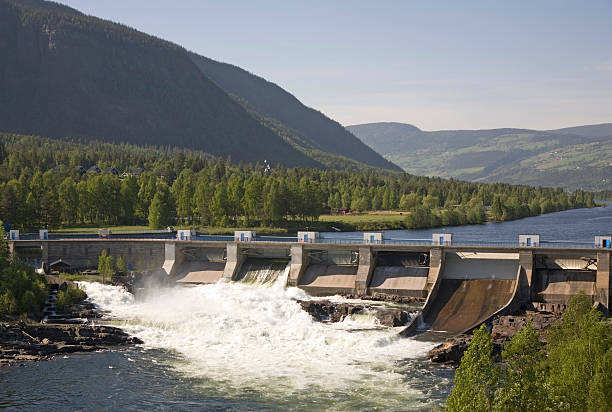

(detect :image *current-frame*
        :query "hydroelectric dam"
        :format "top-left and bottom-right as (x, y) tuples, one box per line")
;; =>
(8, 230), (612, 336)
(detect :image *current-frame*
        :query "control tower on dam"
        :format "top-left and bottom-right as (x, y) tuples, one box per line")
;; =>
(9, 230), (611, 335)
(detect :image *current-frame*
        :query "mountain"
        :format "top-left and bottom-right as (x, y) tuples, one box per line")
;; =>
(189, 54), (399, 171)
(347, 122), (612, 191)
(0, 0), (398, 171)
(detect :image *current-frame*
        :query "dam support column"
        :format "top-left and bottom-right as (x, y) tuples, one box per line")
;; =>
(288, 245), (308, 287)
(425, 248), (444, 292)
(519, 250), (535, 303)
(596, 251), (611, 315)
(223, 243), (245, 281)
(42, 242), (49, 274)
(355, 247), (374, 296)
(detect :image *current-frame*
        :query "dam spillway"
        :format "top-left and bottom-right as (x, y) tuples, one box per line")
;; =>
(9, 233), (612, 335)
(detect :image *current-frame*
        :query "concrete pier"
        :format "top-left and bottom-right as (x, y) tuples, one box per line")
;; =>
(222, 244), (245, 281)
(596, 251), (611, 315)
(287, 245), (307, 287)
(355, 247), (374, 295)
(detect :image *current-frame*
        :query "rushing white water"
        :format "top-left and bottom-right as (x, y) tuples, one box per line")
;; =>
(80, 272), (441, 409)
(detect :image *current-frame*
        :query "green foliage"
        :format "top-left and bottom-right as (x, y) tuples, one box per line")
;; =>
(0, 133), (597, 232)
(447, 294), (612, 412)
(116, 256), (128, 274)
(494, 323), (548, 412)
(0, 256), (47, 317)
(56, 285), (87, 312)
(447, 324), (500, 412)
(97, 250), (114, 282)
(546, 293), (611, 411)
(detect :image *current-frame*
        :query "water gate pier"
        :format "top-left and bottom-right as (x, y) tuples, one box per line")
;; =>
(9, 230), (611, 335)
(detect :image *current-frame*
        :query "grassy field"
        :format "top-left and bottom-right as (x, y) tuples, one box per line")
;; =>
(52, 215), (410, 235)
(319, 212), (408, 224)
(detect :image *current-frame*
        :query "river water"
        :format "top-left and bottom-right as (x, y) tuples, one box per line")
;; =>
(1, 204), (610, 411)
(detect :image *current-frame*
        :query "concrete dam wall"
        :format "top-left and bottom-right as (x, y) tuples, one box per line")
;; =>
(420, 252), (520, 335)
(10, 239), (611, 335)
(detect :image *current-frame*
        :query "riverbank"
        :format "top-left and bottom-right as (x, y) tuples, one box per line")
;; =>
(1, 280), (142, 366)
(427, 309), (563, 366)
(0, 320), (142, 366)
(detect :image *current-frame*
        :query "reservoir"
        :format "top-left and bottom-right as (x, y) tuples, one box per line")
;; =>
(1, 204), (610, 411)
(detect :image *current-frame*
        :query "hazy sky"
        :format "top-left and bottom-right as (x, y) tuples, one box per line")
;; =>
(55, 0), (612, 130)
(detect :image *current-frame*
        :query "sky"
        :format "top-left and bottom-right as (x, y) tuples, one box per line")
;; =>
(55, 0), (612, 131)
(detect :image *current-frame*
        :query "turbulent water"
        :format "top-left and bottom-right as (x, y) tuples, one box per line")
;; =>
(0, 267), (454, 410)
(74, 272), (452, 410)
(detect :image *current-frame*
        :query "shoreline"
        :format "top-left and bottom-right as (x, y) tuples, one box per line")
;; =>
(0, 295), (142, 366)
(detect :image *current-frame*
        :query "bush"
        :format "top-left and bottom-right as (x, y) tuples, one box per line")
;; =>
(56, 286), (87, 312)
(0, 261), (48, 317)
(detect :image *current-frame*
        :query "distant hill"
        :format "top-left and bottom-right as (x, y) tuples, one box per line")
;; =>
(347, 122), (612, 191)
(0, 0), (398, 171)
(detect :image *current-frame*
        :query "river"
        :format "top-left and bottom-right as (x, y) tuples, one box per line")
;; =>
(1, 204), (610, 411)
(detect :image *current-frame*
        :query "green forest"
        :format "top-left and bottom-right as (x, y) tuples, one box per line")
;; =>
(0, 134), (597, 232)
(446, 294), (611, 412)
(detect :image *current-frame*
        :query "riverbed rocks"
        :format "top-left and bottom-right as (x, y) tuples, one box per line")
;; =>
(426, 310), (562, 366)
(298, 300), (413, 327)
(0, 321), (142, 366)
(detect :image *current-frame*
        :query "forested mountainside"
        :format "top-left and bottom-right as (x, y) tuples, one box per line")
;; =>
(0, 0), (396, 170)
(0, 133), (596, 231)
(189, 53), (400, 171)
(347, 122), (612, 191)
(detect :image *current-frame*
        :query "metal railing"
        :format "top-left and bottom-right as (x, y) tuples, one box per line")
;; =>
(9, 232), (608, 249)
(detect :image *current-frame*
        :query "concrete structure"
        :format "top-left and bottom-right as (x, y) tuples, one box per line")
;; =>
(98, 229), (111, 239)
(432, 233), (452, 246)
(297, 231), (319, 243)
(39, 230), (48, 240)
(520, 234), (540, 247)
(9, 230), (19, 240)
(223, 243), (245, 280)
(9, 236), (611, 333)
(176, 230), (192, 241)
(234, 231), (255, 242)
(595, 236), (611, 248)
(363, 232), (384, 244)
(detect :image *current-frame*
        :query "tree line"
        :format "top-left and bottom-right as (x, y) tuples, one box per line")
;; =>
(0, 134), (597, 231)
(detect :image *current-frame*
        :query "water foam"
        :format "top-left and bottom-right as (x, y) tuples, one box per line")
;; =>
(81, 275), (439, 408)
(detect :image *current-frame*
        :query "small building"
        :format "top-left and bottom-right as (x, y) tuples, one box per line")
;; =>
(104, 166), (119, 175)
(298, 231), (319, 243)
(131, 168), (144, 177)
(177, 229), (193, 241)
(364, 232), (384, 244)
(234, 231), (256, 242)
(75, 165), (86, 175)
(432, 233), (452, 246)
(87, 165), (101, 173)
(595, 236), (611, 248)
(519, 234), (540, 247)
(339, 208), (352, 215)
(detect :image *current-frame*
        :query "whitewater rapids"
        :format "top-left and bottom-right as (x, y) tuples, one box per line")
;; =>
(80, 271), (442, 409)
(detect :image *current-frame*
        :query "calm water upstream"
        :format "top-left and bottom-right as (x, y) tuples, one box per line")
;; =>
(1, 204), (609, 411)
